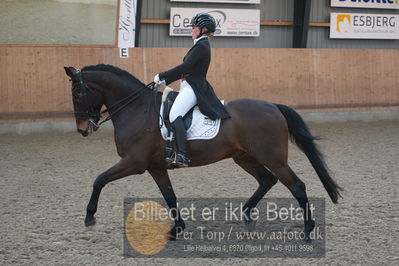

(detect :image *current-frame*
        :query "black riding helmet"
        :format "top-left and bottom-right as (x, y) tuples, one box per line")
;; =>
(190, 13), (216, 33)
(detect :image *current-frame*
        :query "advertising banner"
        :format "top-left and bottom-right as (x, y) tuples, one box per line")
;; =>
(170, 8), (260, 37)
(330, 12), (399, 39)
(118, 0), (138, 48)
(331, 0), (399, 9)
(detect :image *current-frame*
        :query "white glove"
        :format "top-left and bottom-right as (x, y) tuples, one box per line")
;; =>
(153, 73), (166, 91)
(153, 74), (161, 85)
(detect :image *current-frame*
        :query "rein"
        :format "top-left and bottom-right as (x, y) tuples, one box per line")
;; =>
(98, 81), (156, 126)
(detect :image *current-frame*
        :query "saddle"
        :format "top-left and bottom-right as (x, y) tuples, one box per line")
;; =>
(159, 87), (222, 141)
(162, 90), (194, 135)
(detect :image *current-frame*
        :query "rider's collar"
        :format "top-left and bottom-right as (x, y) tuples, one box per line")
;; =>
(194, 35), (208, 45)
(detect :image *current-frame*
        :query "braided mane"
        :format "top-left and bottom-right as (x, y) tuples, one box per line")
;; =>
(82, 64), (144, 86)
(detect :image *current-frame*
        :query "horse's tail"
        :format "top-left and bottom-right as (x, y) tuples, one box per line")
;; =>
(275, 103), (342, 204)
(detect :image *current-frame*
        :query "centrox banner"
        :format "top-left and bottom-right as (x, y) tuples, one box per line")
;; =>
(330, 12), (399, 39)
(170, 8), (260, 37)
(331, 0), (399, 9)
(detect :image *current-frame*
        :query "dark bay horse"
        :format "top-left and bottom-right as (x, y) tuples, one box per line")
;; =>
(64, 64), (342, 240)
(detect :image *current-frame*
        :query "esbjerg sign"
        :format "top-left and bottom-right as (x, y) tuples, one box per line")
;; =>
(330, 12), (399, 39)
(331, 0), (399, 9)
(170, 8), (260, 37)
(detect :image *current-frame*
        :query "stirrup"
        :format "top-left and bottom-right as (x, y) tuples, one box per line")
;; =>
(175, 153), (190, 168)
(164, 147), (175, 164)
(164, 146), (174, 158)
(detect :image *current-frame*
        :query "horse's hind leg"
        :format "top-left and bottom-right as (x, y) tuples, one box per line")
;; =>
(148, 169), (185, 240)
(233, 153), (278, 230)
(273, 165), (315, 240)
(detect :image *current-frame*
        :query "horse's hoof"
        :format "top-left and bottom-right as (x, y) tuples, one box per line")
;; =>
(85, 216), (96, 227)
(245, 219), (257, 232)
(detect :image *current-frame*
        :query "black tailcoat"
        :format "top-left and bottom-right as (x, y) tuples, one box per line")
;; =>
(159, 37), (230, 120)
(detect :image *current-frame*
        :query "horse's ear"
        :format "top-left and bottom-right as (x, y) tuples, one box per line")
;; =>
(64, 66), (76, 78)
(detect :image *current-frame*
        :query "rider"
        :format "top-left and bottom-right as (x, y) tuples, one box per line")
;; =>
(154, 13), (230, 168)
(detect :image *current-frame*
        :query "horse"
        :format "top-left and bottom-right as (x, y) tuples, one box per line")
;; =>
(64, 64), (342, 240)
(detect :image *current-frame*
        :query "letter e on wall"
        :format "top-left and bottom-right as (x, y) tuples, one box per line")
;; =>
(120, 47), (129, 58)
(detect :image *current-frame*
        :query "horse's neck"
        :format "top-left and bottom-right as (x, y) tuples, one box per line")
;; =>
(111, 90), (161, 157)
(86, 71), (159, 148)
(103, 83), (158, 135)
(85, 70), (142, 110)
(102, 81), (140, 109)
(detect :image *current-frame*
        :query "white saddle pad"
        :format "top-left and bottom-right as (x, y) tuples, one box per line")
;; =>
(159, 103), (222, 141)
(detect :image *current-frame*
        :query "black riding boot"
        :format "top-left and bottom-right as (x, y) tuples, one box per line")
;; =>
(171, 116), (190, 167)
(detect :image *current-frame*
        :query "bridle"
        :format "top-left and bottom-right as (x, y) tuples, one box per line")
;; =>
(72, 70), (156, 130)
(72, 70), (101, 130)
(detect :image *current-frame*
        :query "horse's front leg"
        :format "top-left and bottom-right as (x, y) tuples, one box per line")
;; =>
(85, 158), (143, 227)
(148, 169), (186, 240)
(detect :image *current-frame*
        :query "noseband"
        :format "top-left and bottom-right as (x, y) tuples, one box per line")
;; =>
(72, 70), (156, 128)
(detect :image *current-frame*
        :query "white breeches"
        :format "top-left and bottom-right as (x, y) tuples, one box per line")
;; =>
(169, 80), (198, 123)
